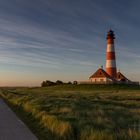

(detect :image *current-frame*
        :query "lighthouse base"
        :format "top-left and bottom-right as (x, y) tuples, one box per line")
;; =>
(89, 68), (139, 85)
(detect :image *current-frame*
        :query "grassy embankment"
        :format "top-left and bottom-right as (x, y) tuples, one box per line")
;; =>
(0, 84), (140, 140)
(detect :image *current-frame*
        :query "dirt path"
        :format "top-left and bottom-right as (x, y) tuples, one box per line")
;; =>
(0, 99), (38, 140)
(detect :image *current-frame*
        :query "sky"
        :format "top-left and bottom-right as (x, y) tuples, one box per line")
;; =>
(0, 0), (140, 86)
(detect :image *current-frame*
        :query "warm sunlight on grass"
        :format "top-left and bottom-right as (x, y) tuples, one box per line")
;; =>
(0, 84), (140, 140)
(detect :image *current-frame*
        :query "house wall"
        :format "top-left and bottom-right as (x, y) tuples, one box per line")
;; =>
(89, 77), (114, 84)
(90, 77), (107, 82)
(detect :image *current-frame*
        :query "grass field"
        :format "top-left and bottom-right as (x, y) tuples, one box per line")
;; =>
(0, 84), (140, 140)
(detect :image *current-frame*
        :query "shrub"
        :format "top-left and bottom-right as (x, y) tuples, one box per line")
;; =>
(56, 80), (63, 85)
(41, 80), (56, 87)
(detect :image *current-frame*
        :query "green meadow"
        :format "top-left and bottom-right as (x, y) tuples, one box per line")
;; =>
(0, 84), (140, 140)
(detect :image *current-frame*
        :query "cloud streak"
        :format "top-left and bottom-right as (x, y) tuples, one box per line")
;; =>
(0, 0), (139, 85)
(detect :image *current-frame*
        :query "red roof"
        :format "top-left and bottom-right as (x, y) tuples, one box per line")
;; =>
(117, 72), (130, 81)
(89, 68), (113, 80)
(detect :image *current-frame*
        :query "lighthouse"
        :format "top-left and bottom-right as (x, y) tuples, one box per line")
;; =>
(106, 30), (117, 79)
(88, 29), (138, 85)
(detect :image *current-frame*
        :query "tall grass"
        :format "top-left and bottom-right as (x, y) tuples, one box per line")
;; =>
(0, 85), (140, 140)
(80, 128), (114, 140)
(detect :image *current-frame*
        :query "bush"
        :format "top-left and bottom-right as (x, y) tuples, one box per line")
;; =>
(41, 80), (56, 87)
(56, 80), (63, 85)
(73, 81), (78, 85)
(41, 80), (65, 87)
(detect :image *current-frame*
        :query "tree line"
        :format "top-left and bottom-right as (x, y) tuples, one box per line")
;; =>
(41, 80), (78, 87)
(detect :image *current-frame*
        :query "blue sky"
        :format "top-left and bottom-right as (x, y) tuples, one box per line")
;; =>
(0, 0), (140, 86)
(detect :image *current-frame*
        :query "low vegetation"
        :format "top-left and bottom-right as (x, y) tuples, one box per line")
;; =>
(0, 84), (140, 140)
(41, 80), (76, 87)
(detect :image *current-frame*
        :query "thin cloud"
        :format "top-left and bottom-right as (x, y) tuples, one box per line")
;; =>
(0, 0), (139, 85)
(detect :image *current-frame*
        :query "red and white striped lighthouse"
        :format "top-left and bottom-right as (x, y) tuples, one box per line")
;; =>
(106, 30), (117, 79)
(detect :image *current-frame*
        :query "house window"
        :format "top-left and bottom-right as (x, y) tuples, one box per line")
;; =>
(100, 79), (104, 82)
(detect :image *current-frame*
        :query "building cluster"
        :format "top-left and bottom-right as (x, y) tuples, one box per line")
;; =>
(81, 30), (139, 85)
